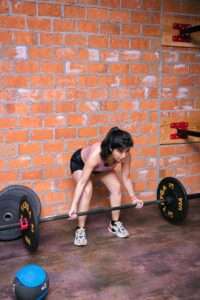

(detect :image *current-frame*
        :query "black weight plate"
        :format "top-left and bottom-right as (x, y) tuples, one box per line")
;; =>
(2, 185), (41, 216)
(20, 196), (40, 252)
(0, 185), (41, 241)
(0, 194), (22, 241)
(157, 177), (189, 224)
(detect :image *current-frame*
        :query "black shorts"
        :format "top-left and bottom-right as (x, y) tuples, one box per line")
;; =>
(70, 149), (85, 174)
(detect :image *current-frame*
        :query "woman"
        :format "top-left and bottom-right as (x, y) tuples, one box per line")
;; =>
(69, 127), (143, 246)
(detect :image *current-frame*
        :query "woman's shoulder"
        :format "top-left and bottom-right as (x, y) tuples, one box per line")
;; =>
(82, 142), (101, 163)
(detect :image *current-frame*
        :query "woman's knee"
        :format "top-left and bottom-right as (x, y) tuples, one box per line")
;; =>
(110, 181), (121, 198)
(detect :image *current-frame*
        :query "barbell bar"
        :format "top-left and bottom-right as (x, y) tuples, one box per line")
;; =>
(0, 199), (160, 232)
(0, 176), (200, 253)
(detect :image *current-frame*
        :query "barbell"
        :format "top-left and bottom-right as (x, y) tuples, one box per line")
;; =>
(0, 177), (200, 253)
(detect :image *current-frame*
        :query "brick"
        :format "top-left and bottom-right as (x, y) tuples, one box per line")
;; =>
(110, 10), (130, 23)
(163, 0), (180, 13)
(100, 23), (120, 35)
(56, 75), (76, 87)
(38, 3), (61, 17)
(40, 88), (66, 101)
(110, 38), (129, 49)
(0, 144), (17, 158)
(42, 191), (66, 202)
(33, 181), (54, 193)
(121, 24), (140, 36)
(1, 76), (29, 88)
(131, 11), (150, 23)
(87, 8), (109, 20)
(143, 25), (160, 36)
(131, 38), (149, 49)
(0, 0), (9, 13)
(118, 101), (134, 111)
(190, 65), (200, 74)
(180, 1), (200, 14)
(53, 20), (75, 32)
(121, 0), (141, 9)
(40, 62), (63, 73)
(143, 52), (159, 62)
(98, 76), (116, 87)
(0, 171), (17, 182)
(143, 0), (161, 10)
(44, 115), (67, 127)
(40, 33), (63, 46)
(31, 129), (53, 141)
(27, 17), (51, 31)
(100, 0), (120, 8)
(19, 117), (42, 128)
(19, 143), (42, 155)
(87, 63), (107, 73)
(77, 0), (97, 4)
(68, 114), (86, 126)
(6, 103), (29, 115)
(130, 63), (148, 73)
(102, 101), (119, 111)
(14, 32), (36, 45)
(0, 61), (13, 72)
(31, 75), (54, 88)
(56, 178), (75, 191)
(121, 75), (140, 86)
(55, 102), (75, 113)
(78, 127), (97, 137)
(55, 128), (76, 139)
(15, 61), (39, 73)
(87, 88), (108, 100)
(65, 34), (87, 47)
(44, 142), (64, 153)
(78, 21), (98, 33)
(131, 112), (148, 121)
(162, 75), (178, 87)
(88, 114), (108, 125)
(55, 48), (77, 60)
(9, 157), (31, 169)
(33, 155), (54, 167)
(29, 47), (53, 59)
(0, 16), (25, 29)
(79, 76), (98, 87)
(141, 99), (157, 110)
(0, 31), (12, 43)
(88, 36), (108, 48)
(160, 146), (176, 156)
(6, 130), (28, 143)
(22, 170), (42, 180)
(12, 1), (36, 15)
(109, 64), (129, 73)
(64, 6), (86, 18)
(67, 140), (88, 152)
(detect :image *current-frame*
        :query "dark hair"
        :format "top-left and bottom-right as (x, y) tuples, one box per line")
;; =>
(100, 127), (133, 161)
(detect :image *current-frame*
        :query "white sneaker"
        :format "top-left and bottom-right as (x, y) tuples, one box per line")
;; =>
(74, 227), (87, 246)
(108, 221), (129, 238)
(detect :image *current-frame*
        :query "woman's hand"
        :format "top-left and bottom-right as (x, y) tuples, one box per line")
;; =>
(68, 203), (78, 219)
(132, 197), (144, 209)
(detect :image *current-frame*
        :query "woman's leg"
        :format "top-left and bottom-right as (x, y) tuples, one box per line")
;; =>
(99, 171), (122, 221)
(99, 171), (129, 238)
(72, 170), (93, 228)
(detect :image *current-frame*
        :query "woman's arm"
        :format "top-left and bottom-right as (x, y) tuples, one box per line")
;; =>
(121, 154), (143, 208)
(69, 151), (99, 217)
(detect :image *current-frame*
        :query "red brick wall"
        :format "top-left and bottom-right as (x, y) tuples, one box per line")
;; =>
(0, 0), (199, 217)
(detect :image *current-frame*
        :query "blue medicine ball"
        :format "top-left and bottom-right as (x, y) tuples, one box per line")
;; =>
(13, 264), (49, 300)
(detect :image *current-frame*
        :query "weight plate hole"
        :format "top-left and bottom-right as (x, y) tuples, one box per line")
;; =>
(3, 212), (14, 222)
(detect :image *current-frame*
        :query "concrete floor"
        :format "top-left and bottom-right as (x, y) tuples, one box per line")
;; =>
(0, 201), (200, 300)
